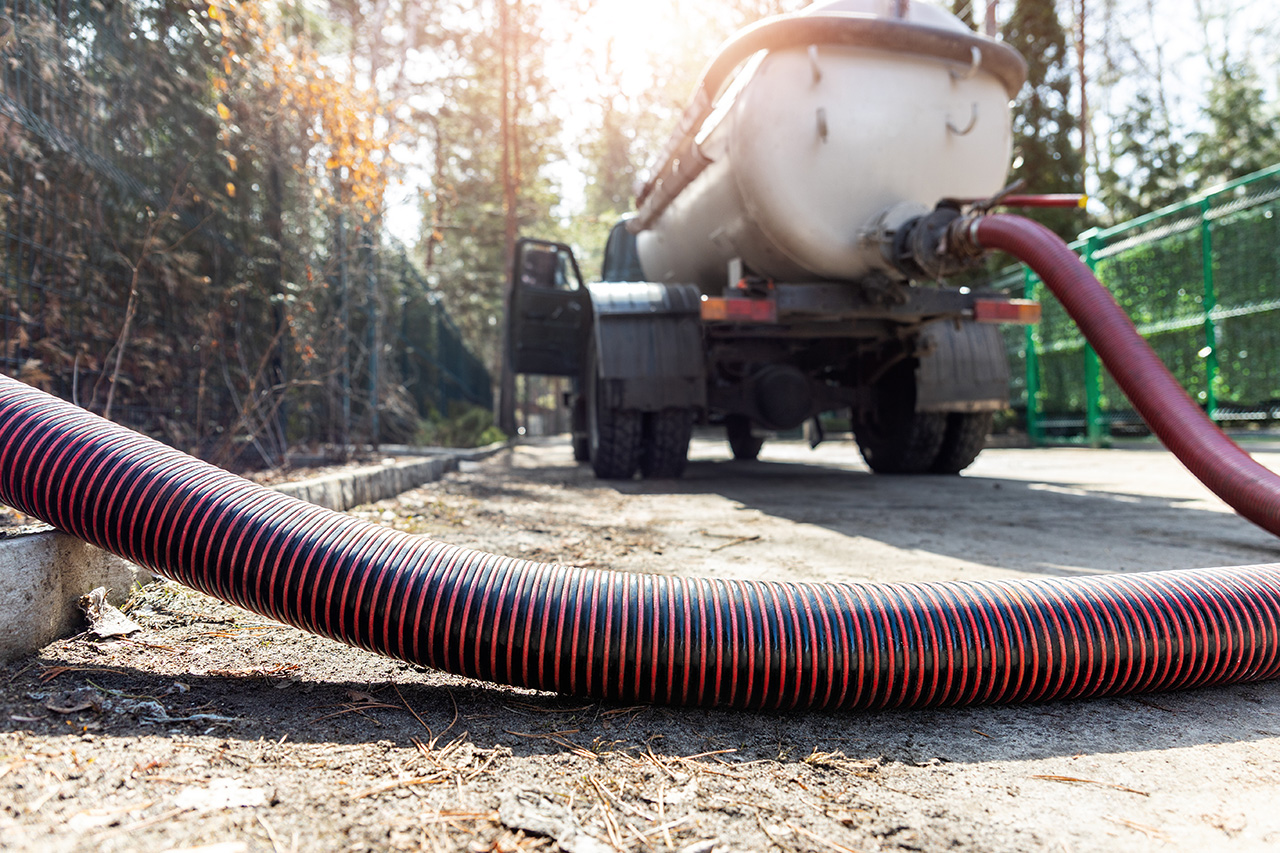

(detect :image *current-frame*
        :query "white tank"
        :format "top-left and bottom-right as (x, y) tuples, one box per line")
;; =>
(633, 0), (1025, 291)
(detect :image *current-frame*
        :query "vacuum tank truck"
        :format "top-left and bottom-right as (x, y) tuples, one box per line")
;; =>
(507, 0), (1040, 479)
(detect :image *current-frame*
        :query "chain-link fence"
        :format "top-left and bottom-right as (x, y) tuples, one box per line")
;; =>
(991, 163), (1280, 443)
(0, 0), (492, 469)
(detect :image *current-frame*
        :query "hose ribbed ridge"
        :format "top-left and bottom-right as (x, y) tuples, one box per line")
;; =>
(3, 374), (1280, 710)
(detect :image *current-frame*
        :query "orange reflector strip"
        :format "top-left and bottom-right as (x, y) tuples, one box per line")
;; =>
(974, 298), (1041, 325)
(700, 296), (778, 323)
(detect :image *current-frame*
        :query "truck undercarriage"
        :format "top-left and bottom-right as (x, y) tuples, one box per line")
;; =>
(509, 227), (1031, 480)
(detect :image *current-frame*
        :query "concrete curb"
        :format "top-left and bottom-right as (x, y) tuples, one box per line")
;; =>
(0, 441), (511, 662)
(274, 440), (510, 512)
(0, 532), (152, 663)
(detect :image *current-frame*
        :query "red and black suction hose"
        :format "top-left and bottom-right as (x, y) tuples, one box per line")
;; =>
(3, 214), (1280, 710)
(967, 214), (1280, 536)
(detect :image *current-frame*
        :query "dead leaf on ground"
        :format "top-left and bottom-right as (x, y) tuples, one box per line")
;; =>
(79, 587), (142, 638)
(45, 687), (104, 714)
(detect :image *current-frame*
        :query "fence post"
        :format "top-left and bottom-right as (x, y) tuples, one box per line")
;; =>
(366, 238), (379, 449)
(1200, 196), (1218, 421)
(1024, 267), (1043, 446)
(337, 212), (351, 451)
(1081, 231), (1107, 447)
(435, 307), (447, 416)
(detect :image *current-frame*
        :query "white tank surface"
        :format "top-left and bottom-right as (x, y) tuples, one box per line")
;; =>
(632, 0), (1027, 292)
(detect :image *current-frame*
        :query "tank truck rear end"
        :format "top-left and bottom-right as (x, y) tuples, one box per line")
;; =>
(508, 0), (1040, 479)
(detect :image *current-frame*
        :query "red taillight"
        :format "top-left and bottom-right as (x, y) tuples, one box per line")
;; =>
(700, 296), (778, 323)
(974, 298), (1041, 325)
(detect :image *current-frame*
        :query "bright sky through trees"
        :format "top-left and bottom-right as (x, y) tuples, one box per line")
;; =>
(383, 0), (1279, 241)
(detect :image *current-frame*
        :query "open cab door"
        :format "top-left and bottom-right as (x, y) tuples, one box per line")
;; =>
(508, 238), (592, 376)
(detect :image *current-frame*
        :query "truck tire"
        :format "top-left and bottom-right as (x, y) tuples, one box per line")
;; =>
(641, 409), (693, 479)
(725, 415), (764, 461)
(586, 350), (642, 480)
(571, 396), (590, 462)
(930, 411), (993, 474)
(588, 396), (642, 480)
(854, 361), (947, 474)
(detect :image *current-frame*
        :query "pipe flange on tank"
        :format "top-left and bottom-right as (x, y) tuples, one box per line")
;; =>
(884, 203), (984, 282)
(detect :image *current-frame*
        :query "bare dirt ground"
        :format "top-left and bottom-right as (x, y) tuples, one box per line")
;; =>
(5, 435), (1280, 853)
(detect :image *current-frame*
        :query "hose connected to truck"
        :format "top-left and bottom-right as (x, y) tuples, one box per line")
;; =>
(3, 213), (1280, 710)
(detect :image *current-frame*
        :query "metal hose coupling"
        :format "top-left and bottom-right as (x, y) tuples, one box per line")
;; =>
(943, 208), (990, 260)
(886, 203), (988, 281)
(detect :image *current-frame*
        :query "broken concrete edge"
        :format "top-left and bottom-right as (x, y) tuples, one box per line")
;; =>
(0, 534), (152, 664)
(0, 440), (513, 662)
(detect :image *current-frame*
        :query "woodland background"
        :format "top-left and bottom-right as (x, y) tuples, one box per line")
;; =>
(0, 0), (1276, 466)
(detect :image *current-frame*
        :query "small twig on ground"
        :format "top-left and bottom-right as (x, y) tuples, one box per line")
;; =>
(644, 745), (679, 782)
(309, 693), (400, 723)
(657, 784), (673, 849)
(753, 808), (794, 851)
(93, 806), (186, 841)
(786, 822), (866, 853)
(673, 755), (751, 780)
(351, 773), (446, 800)
(114, 637), (176, 652)
(1031, 775), (1149, 796)
(506, 729), (597, 760)
(682, 748), (738, 761)
(1102, 814), (1171, 841)
(636, 815), (694, 843)
(38, 666), (123, 684)
(463, 748), (501, 784)
(257, 813), (297, 853)
(587, 778), (626, 851)
(420, 810), (500, 825)
(25, 783), (64, 814)
(0, 759), (29, 780)
(393, 683), (436, 737)
(597, 705), (643, 718)
(505, 700), (595, 715)
(590, 777), (654, 822)
(7, 662), (38, 683)
(710, 534), (762, 552)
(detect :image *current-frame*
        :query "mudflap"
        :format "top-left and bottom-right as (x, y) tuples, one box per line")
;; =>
(586, 282), (706, 411)
(914, 318), (1009, 413)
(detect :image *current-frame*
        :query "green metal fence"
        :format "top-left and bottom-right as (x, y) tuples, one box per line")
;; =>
(993, 163), (1280, 444)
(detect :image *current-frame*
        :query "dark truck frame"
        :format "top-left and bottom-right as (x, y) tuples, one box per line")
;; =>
(508, 219), (1035, 479)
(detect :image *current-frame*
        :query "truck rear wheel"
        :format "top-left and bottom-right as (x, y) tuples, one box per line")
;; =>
(641, 409), (693, 479)
(588, 397), (642, 480)
(586, 350), (642, 480)
(854, 361), (947, 474)
(725, 415), (764, 461)
(930, 411), (993, 474)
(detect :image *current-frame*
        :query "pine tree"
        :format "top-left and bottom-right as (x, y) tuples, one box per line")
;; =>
(421, 1), (563, 388)
(1191, 58), (1280, 186)
(1002, 0), (1085, 238)
(1096, 91), (1189, 220)
(1091, 0), (1194, 223)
